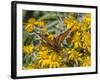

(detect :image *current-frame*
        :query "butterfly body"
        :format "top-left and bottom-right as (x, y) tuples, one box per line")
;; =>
(52, 44), (61, 52)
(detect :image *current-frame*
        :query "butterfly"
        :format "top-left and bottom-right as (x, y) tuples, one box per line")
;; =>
(37, 24), (75, 52)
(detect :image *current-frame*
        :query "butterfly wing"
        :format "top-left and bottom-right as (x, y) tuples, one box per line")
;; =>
(37, 23), (75, 51)
(55, 31), (68, 47)
(38, 33), (54, 47)
(55, 23), (76, 47)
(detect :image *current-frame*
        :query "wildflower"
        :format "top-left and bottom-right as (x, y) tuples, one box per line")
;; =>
(38, 20), (45, 27)
(82, 56), (91, 66)
(83, 32), (91, 52)
(68, 49), (82, 65)
(25, 24), (34, 33)
(71, 23), (80, 32)
(84, 32), (91, 47)
(84, 13), (91, 25)
(81, 21), (90, 31)
(81, 13), (91, 31)
(48, 52), (62, 68)
(28, 18), (36, 24)
(23, 45), (34, 54)
(25, 18), (36, 32)
(25, 18), (45, 32)
(72, 32), (81, 48)
(64, 16), (76, 30)
(37, 44), (62, 68)
(38, 48), (50, 68)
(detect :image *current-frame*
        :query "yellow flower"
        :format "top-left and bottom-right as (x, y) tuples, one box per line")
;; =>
(71, 23), (80, 32)
(84, 32), (91, 46)
(23, 45), (34, 54)
(38, 49), (50, 68)
(68, 49), (82, 65)
(25, 18), (45, 32)
(25, 24), (34, 32)
(48, 52), (62, 68)
(25, 18), (36, 32)
(84, 13), (91, 25)
(28, 18), (36, 24)
(81, 13), (91, 31)
(82, 56), (91, 66)
(37, 45), (62, 68)
(64, 16), (76, 30)
(72, 32), (81, 43)
(38, 20), (45, 27)
(72, 32), (81, 48)
(81, 21), (90, 31)
(83, 32), (91, 52)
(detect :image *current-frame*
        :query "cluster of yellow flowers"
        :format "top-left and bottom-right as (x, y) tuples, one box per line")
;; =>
(64, 13), (91, 67)
(24, 17), (45, 32)
(38, 45), (62, 68)
(23, 13), (91, 69)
